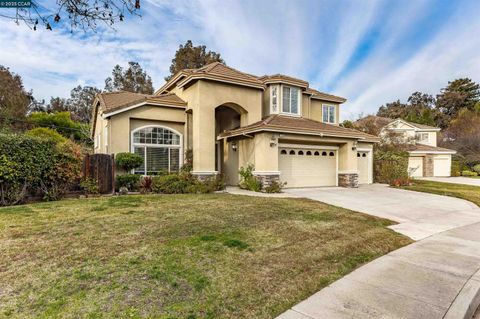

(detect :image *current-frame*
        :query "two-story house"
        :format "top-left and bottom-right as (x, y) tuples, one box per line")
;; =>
(91, 62), (379, 188)
(380, 118), (456, 177)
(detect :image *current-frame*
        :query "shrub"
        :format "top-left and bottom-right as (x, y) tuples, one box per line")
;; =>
(151, 172), (221, 194)
(140, 176), (153, 193)
(25, 127), (67, 144)
(0, 133), (82, 205)
(28, 111), (89, 142)
(461, 170), (478, 177)
(115, 152), (144, 172)
(115, 174), (141, 191)
(451, 160), (462, 177)
(373, 150), (409, 185)
(264, 180), (286, 193)
(473, 164), (480, 174)
(238, 164), (262, 192)
(80, 177), (99, 195)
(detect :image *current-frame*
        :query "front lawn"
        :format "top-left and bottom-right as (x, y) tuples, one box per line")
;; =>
(0, 194), (411, 318)
(401, 180), (480, 207)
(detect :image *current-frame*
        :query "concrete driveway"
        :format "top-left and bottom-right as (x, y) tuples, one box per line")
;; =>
(276, 185), (480, 319)
(419, 176), (480, 187)
(284, 184), (480, 240)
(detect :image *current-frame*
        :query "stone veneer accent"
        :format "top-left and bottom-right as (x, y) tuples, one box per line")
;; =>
(192, 172), (217, 182)
(423, 155), (434, 177)
(338, 173), (359, 188)
(253, 173), (281, 191)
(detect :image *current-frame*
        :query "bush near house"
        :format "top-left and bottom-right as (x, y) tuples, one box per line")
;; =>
(115, 152), (144, 172)
(28, 111), (89, 142)
(0, 133), (82, 206)
(238, 164), (263, 192)
(373, 149), (409, 185)
(473, 164), (480, 175)
(115, 174), (141, 191)
(461, 170), (478, 177)
(152, 172), (224, 194)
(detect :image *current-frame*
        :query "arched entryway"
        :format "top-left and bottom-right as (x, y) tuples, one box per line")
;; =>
(215, 103), (247, 184)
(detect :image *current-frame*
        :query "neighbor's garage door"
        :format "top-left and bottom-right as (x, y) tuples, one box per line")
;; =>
(433, 155), (451, 177)
(279, 148), (337, 187)
(357, 151), (370, 184)
(408, 157), (424, 177)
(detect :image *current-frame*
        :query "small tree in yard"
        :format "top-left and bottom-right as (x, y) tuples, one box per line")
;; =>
(115, 152), (143, 192)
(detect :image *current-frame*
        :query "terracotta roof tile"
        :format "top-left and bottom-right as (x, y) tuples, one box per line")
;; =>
(218, 115), (379, 142)
(305, 88), (347, 103)
(98, 91), (186, 115)
(259, 74), (309, 88)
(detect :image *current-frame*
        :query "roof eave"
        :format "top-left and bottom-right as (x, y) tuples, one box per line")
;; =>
(178, 74), (265, 91)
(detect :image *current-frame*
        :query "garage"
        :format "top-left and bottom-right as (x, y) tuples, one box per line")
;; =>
(408, 157), (424, 177)
(357, 151), (371, 184)
(433, 155), (451, 177)
(279, 147), (337, 187)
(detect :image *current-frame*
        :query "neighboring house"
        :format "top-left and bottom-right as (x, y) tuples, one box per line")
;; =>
(356, 116), (456, 177)
(91, 62), (379, 188)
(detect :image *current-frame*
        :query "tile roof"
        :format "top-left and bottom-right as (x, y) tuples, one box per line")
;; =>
(407, 143), (456, 153)
(218, 114), (379, 142)
(305, 88), (347, 103)
(258, 74), (309, 88)
(98, 91), (186, 115)
(176, 62), (265, 89)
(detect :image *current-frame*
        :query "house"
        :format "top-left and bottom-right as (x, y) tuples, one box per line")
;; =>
(356, 116), (456, 177)
(91, 62), (379, 188)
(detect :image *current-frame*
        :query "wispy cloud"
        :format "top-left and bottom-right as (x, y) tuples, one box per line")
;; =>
(0, 0), (478, 119)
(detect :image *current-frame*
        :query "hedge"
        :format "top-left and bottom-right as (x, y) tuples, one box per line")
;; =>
(0, 133), (82, 206)
(373, 149), (409, 185)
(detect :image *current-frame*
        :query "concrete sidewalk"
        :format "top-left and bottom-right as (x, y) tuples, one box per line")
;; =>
(275, 185), (480, 319)
(419, 176), (480, 187)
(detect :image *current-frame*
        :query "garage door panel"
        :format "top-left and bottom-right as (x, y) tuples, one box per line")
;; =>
(409, 157), (424, 177)
(433, 155), (451, 177)
(357, 151), (370, 184)
(279, 148), (337, 188)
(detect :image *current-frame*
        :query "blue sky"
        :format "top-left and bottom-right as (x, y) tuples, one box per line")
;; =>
(1, 0), (479, 119)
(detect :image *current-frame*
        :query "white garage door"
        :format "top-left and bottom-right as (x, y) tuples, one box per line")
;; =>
(279, 148), (337, 187)
(434, 155), (451, 177)
(357, 151), (370, 184)
(408, 157), (424, 177)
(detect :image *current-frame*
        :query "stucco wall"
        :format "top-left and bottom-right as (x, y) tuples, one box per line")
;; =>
(189, 80), (263, 174)
(106, 105), (185, 155)
(308, 99), (340, 125)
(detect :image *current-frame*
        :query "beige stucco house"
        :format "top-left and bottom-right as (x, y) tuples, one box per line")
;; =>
(91, 62), (379, 188)
(380, 118), (456, 177)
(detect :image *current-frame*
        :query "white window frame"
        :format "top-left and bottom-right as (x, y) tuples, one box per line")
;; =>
(281, 85), (301, 116)
(322, 104), (336, 124)
(130, 125), (183, 175)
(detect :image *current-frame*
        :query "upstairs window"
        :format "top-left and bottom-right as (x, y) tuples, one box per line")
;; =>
(271, 86), (278, 113)
(415, 132), (429, 143)
(282, 86), (299, 114)
(322, 105), (336, 123)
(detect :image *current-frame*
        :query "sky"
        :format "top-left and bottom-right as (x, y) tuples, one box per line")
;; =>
(1, 0), (479, 120)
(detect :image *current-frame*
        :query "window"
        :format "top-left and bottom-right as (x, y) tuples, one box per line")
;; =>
(415, 132), (429, 143)
(289, 150), (296, 155)
(298, 150), (304, 155)
(322, 105), (336, 123)
(271, 86), (278, 113)
(322, 151), (327, 156)
(314, 151), (320, 156)
(306, 151), (312, 155)
(329, 152), (335, 156)
(280, 149), (287, 155)
(132, 126), (182, 175)
(282, 86), (299, 114)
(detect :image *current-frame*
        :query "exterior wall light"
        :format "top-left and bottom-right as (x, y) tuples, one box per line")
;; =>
(231, 141), (237, 151)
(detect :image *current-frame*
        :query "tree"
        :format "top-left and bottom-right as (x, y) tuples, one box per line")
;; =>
(436, 78), (480, 123)
(105, 62), (154, 94)
(166, 40), (225, 81)
(442, 108), (480, 165)
(377, 100), (408, 119)
(68, 85), (101, 123)
(1, 0), (140, 32)
(0, 66), (32, 128)
(47, 97), (69, 113)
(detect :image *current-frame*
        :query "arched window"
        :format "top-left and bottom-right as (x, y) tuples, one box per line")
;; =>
(362, 153), (367, 157)
(314, 151), (320, 156)
(357, 153), (360, 157)
(131, 126), (182, 175)
(322, 151), (327, 156)
(306, 151), (312, 156)
(281, 149), (287, 155)
(329, 152), (335, 156)
(289, 150), (296, 155)
(298, 150), (304, 155)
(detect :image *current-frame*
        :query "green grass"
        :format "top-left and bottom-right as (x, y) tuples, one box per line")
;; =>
(0, 194), (411, 319)
(401, 180), (480, 207)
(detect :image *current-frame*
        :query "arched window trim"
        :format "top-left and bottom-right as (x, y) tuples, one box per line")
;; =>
(130, 125), (184, 175)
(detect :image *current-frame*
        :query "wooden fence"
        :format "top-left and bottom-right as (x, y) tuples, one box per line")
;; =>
(82, 154), (115, 194)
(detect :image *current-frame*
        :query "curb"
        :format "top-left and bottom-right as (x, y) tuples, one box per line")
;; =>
(444, 269), (480, 319)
